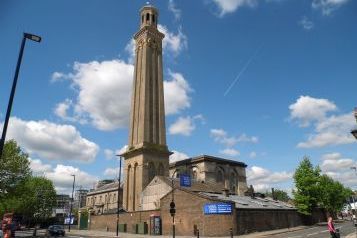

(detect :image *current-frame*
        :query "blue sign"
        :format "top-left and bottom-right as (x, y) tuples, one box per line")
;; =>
(180, 174), (191, 187)
(203, 203), (232, 215)
(64, 216), (74, 225)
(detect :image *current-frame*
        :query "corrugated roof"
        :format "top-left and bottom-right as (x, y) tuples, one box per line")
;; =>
(200, 192), (296, 210)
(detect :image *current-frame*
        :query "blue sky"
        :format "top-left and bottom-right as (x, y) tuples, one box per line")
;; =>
(1, 0), (356, 195)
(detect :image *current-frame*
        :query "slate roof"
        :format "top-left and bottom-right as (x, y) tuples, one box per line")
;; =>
(200, 192), (296, 210)
(169, 154), (247, 168)
(87, 181), (124, 195)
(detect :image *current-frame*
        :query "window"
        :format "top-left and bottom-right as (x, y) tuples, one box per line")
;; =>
(152, 15), (155, 23)
(142, 15), (144, 23)
(230, 171), (238, 193)
(146, 13), (150, 21)
(217, 168), (224, 183)
(113, 194), (116, 202)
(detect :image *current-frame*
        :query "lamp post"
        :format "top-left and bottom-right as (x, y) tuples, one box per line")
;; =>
(170, 174), (176, 238)
(68, 174), (76, 232)
(0, 33), (41, 160)
(116, 156), (122, 237)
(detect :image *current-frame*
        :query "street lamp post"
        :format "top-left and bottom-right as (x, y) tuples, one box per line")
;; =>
(116, 156), (122, 237)
(170, 174), (176, 238)
(68, 174), (76, 232)
(0, 33), (41, 160)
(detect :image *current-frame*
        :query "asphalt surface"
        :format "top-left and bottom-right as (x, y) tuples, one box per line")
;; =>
(267, 221), (356, 238)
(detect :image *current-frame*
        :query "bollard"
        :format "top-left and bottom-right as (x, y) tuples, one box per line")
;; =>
(230, 228), (233, 238)
(197, 229), (199, 238)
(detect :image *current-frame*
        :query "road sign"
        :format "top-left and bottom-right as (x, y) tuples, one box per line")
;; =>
(180, 174), (191, 187)
(203, 203), (232, 215)
(64, 216), (74, 225)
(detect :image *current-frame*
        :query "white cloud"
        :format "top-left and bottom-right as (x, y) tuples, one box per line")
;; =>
(125, 39), (135, 64)
(247, 166), (293, 192)
(169, 117), (195, 136)
(29, 158), (52, 174)
(51, 72), (72, 83)
(299, 16), (314, 30)
(103, 167), (120, 178)
(289, 95), (337, 127)
(170, 150), (189, 163)
(46, 164), (98, 195)
(164, 71), (192, 115)
(158, 24), (188, 56)
(297, 113), (356, 148)
(212, 0), (258, 16)
(168, 0), (181, 20)
(169, 115), (204, 136)
(320, 153), (357, 188)
(4, 117), (99, 162)
(249, 151), (257, 158)
(210, 129), (258, 147)
(312, 0), (350, 15)
(53, 63), (192, 131)
(104, 145), (128, 160)
(220, 148), (240, 156)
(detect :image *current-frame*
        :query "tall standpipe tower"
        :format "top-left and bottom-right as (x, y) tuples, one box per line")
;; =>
(122, 5), (171, 212)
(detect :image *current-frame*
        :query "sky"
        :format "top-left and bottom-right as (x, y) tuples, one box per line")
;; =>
(0, 0), (356, 195)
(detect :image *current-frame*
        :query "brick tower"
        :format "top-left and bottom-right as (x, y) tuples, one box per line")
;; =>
(122, 4), (171, 212)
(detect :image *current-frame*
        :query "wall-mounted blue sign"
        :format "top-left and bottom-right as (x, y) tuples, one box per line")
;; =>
(179, 174), (191, 187)
(203, 203), (232, 215)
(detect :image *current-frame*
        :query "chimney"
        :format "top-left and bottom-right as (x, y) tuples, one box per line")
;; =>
(222, 188), (230, 197)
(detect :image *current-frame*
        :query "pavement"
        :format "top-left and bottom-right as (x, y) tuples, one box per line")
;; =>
(64, 225), (353, 238)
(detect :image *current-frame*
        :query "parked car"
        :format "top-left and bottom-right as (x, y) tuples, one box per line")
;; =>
(46, 225), (65, 237)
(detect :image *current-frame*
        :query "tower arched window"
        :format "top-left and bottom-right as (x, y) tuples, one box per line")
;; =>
(148, 162), (156, 182)
(152, 15), (155, 23)
(158, 163), (164, 176)
(146, 13), (150, 21)
(142, 15), (144, 23)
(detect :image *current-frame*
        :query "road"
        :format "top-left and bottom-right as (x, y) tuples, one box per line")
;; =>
(268, 221), (356, 238)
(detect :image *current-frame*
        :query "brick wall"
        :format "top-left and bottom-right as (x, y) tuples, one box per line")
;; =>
(89, 209), (160, 233)
(160, 189), (236, 237)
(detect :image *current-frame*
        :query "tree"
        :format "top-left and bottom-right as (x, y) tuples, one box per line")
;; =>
(318, 174), (352, 217)
(266, 189), (291, 202)
(293, 156), (321, 215)
(0, 140), (31, 197)
(0, 140), (56, 223)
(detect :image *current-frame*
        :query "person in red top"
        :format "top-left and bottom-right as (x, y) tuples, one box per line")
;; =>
(327, 216), (338, 238)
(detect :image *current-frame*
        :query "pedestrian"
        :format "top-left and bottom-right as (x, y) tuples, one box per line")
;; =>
(327, 216), (338, 238)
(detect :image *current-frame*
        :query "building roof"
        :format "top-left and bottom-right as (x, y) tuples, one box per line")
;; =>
(87, 181), (123, 196)
(200, 192), (296, 210)
(169, 154), (247, 168)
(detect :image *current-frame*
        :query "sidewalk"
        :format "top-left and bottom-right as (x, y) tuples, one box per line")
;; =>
(346, 232), (356, 238)
(67, 226), (308, 238)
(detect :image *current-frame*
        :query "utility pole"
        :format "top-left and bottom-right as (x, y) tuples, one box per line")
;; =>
(68, 175), (75, 232)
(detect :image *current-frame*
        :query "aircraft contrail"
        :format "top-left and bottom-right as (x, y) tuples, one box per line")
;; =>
(224, 44), (263, 96)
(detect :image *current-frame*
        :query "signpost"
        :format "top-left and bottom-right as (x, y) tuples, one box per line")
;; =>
(203, 203), (232, 215)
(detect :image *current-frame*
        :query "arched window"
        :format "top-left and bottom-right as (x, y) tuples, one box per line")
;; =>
(158, 163), (164, 176)
(230, 171), (238, 193)
(142, 15), (144, 23)
(152, 15), (155, 23)
(191, 167), (198, 180)
(216, 168), (224, 183)
(148, 162), (156, 182)
(146, 13), (150, 21)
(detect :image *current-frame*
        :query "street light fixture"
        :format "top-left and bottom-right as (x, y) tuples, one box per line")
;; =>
(68, 174), (76, 232)
(0, 32), (41, 160)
